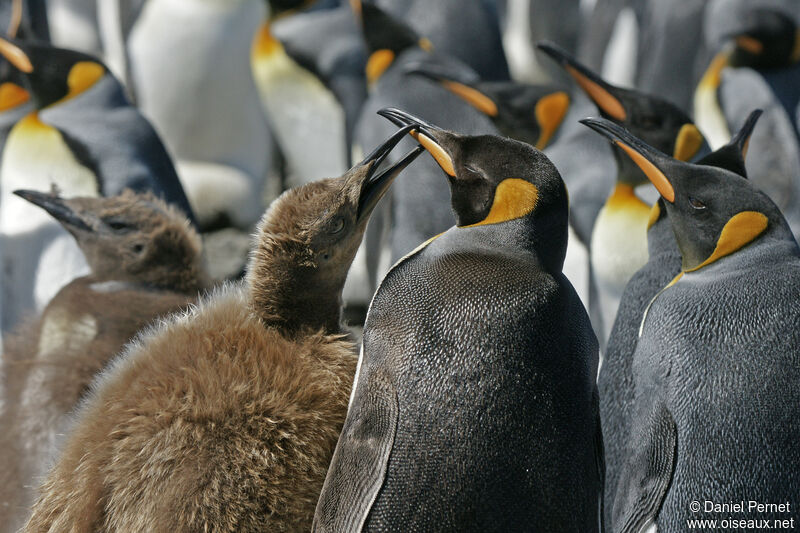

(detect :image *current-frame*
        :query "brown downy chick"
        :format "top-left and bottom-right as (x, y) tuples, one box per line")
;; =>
(24, 128), (422, 533)
(0, 189), (209, 533)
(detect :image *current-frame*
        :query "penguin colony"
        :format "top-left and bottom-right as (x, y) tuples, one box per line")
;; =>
(0, 0), (798, 532)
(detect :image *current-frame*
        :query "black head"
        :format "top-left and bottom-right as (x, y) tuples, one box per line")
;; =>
(728, 8), (800, 69)
(537, 41), (708, 185)
(380, 107), (569, 269)
(0, 38), (109, 109)
(581, 115), (791, 273)
(267, 0), (316, 19)
(246, 125), (422, 334)
(14, 189), (207, 292)
(405, 60), (570, 149)
(353, 0), (432, 84)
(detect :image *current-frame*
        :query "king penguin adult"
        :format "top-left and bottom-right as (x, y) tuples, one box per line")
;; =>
(0, 38), (193, 334)
(314, 108), (602, 532)
(592, 110), (762, 529)
(23, 128), (421, 533)
(537, 41), (709, 349)
(583, 116), (800, 533)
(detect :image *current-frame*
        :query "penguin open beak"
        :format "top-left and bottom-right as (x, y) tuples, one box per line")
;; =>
(378, 107), (457, 177)
(580, 118), (676, 203)
(536, 41), (627, 121)
(356, 125), (423, 221)
(13, 189), (93, 232)
(0, 37), (33, 73)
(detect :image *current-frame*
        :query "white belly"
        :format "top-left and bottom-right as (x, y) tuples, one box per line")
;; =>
(253, 49), (348, 187)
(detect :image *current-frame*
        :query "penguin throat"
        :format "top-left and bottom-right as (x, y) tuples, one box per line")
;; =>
(604, 183), (650, 214)
(252, 22), (283, 59)
(463, 178), (538, 227)
(682, 211), (768, 272)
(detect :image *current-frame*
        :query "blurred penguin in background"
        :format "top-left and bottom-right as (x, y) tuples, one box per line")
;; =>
(253, 1), (366, 189)
(538, 41), (709, 350)
(0, 189), (209, 533)
(352, 1), (498, 299)
(125, 0), (272, 230)
(695, 0), (800, 237)
(0, 38), (194, 336)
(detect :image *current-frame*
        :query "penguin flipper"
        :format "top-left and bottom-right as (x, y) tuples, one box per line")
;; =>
(313, 371), (398, 533)
(612, 402), (677, 533)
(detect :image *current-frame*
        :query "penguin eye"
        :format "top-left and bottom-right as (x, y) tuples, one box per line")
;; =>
(105, 218), (132, 232)
(688, 197), (707, 210)
(328, 217), (345, 234)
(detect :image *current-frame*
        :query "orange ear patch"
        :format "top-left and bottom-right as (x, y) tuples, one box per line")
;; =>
(735, 35), (764, 55)
(0, 82), (29, 112)
(366, 49), (395, 84)
(685, 211), (768, 272)
(412, 130), (455, 177)
(565, 65), (625, 121)
(466, 178), (539, 227)
(252, 23), (282, 58)
(63, 62), (105, 103)
(615, 141), (675, 202)
(673, 123), (703, 161)
(0, 38), (33, 73)
(441, 80), (498, 117)
(647, 201), (661, 230)
(792, 30), (800, 63)
(534, 91), (569, 149)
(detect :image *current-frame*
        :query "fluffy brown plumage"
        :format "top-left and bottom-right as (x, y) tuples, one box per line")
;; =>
(0, 190), (208, 532)
(23, 130), (421, 532)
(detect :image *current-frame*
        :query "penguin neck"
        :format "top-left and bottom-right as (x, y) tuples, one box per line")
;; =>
(646, 212), (679, 260)
(247, 250), (344, 338)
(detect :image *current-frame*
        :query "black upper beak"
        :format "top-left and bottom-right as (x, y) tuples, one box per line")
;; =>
(378, 107), (443, 139)
(14, 189), (93, 232)
(356, 125), (423, 220)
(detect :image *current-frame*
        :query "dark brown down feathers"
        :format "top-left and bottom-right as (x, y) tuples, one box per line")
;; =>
(24, 180), (362, 532)
(0, 191), (208, 532)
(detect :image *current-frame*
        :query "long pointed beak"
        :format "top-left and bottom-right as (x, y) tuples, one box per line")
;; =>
(0, 37), (32, 73)
(580, 117), (676, 203)
(378, 107), (456, 177)
(536, 40), (627, 121)
(14, 189), (92, 231)
(356, 125), (423, 220)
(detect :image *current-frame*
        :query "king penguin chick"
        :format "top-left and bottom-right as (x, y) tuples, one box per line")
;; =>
(589, 110), (762, 529)
(583, 116), (800, 533)
(537, 41), (709, 350)
(24, 128), (422, 533)
(0, 38), (195, 335)
(0, 189), (209, 533)
(315, 108), (602, 532)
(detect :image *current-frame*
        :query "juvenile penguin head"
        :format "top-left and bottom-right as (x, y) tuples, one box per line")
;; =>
(405, 61), (570, 150)
(0, 38), (109, 109)
(14, 189), (207, 292)
(355, 1), (433, 84)
(581, 112), (791, 273)
(247, 125), (421, 333)
(537, 41), (708, 182)
(727, 8), (800, 69)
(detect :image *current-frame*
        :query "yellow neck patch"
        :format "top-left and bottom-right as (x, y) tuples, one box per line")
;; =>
(418, 38), (434, 52)
(685, 211), (768, 272)
(252, 23), (283, 59)
(565, 65), (626, 121)
(791, 30), (800, 63)
(465, 178), (538, 227)
(615, 141), (675, 202)
(647, 201), (661, 230)
(534, 91), (569, 150)
(441, 80), (497, 117)
(59, 62), (104, 105)
(366, 49), (395, 84)
(698, 49), (730, 91)
(0, 82), (29, 112)
(673, 123), (703, 161)
(605, 183), (650, 214)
